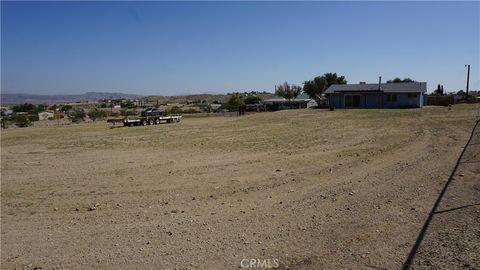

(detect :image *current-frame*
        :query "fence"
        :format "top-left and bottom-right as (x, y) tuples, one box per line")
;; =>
(426, 95), (455, 106)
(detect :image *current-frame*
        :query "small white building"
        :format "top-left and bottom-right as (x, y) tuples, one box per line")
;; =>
(38, 111), (55, 121)
(263, 94), (318, 110)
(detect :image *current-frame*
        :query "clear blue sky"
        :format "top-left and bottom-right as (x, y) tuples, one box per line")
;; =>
(1, 1), (479, 95)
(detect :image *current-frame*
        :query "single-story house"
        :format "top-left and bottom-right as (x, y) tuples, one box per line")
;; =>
(325, 82), (427, 108)
(245, 103), (266, 112)
(1, 108), (13, 116)
(38, 111), (55, 120)
(264, 94), (318, 111)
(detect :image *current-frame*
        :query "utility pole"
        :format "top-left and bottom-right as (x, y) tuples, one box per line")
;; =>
(465, 64), (470, 100)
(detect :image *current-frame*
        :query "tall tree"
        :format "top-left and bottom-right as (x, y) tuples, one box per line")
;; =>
(275, 82), (301, 100)
(303, 78), (324, 100)
(303, 73), (347, 100)
(433, 84), (444, 95)
(225, 92), (245, 110)
(323, 73), (347, 87)
(386, 77), (415, 83)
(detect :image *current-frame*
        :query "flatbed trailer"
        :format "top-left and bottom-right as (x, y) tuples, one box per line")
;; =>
(122, 114), (182, 127)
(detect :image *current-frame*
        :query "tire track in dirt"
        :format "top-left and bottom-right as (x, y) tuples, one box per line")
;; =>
(259, 119), (475, 269)
(403, 119), (480, 270)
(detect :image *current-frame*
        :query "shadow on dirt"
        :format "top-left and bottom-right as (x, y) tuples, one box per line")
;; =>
(401, 120), (480, 270)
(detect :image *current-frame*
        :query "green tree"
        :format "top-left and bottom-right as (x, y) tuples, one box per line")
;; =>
(60, 105), (73, 112)
(386, 77), (415, 83)
(225, 92), (245, 110)
(12, 103), (36, 113)
(323, 73), (347, 87)
(433, 84), (444, 95)
(14, 115), (31, 127)
(303, 73), (347, 100)
(275, 82), (301, 100)
(303, 78), (325, 100)
(244, 95), (262, 104)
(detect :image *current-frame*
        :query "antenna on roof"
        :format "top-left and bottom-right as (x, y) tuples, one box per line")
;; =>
(378, 76), (382, 91)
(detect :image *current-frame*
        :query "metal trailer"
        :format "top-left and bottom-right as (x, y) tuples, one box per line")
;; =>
(122, 114), (182, 127)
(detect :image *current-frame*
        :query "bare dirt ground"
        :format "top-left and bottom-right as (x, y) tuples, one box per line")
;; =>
(1, 105), (479, 270)
(412, 118), (480, 270)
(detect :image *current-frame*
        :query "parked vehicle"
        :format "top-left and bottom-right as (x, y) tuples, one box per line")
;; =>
(106, 107), (182, 127)
(122, 114), (182, 127)
(141, 107), (162, 117)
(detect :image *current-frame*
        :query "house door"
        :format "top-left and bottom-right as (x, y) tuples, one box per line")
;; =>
(345, 95), (360, 108)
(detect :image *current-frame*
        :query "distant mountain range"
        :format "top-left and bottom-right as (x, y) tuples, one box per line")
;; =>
(1, 92), (143, 104)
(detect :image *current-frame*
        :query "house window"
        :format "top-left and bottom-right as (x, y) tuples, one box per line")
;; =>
(386, 94), (397, 102)
(408, 93), (418, 98)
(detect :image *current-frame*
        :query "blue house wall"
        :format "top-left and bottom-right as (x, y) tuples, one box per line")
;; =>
(330, 92), (423, 108)
(383, 93), (423, 108)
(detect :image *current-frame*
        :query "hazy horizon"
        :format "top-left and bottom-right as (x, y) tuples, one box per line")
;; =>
(1, 89), (275, 96)
(2, 1), (479, 95)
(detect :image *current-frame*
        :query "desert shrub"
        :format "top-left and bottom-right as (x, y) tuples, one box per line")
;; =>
(28, 114), (39, 122)
(87, 109), (107, 122)
(70, 110), (86, 123)
(60, 105), (72, 112)
(126, 110), (138, 116)
(120, 109), (138, 117)
(165, 106), (182, 115)
(120, 100), (136, 108)
(14, 115), (31, 127)
(204, 105), (213, 113)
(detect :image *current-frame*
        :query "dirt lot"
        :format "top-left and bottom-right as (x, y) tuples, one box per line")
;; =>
(1, 105), (479, 270)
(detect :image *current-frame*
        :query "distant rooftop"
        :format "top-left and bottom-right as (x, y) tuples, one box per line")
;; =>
(325, 82), (427, 94)
(264, 93), (313, 102)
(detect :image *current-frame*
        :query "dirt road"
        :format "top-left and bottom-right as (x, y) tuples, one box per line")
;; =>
(1, 105), (479, 269)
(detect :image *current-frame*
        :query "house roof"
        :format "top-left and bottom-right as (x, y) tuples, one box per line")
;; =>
(264, 93), (313, 102)
(325, 82), (427, 94)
